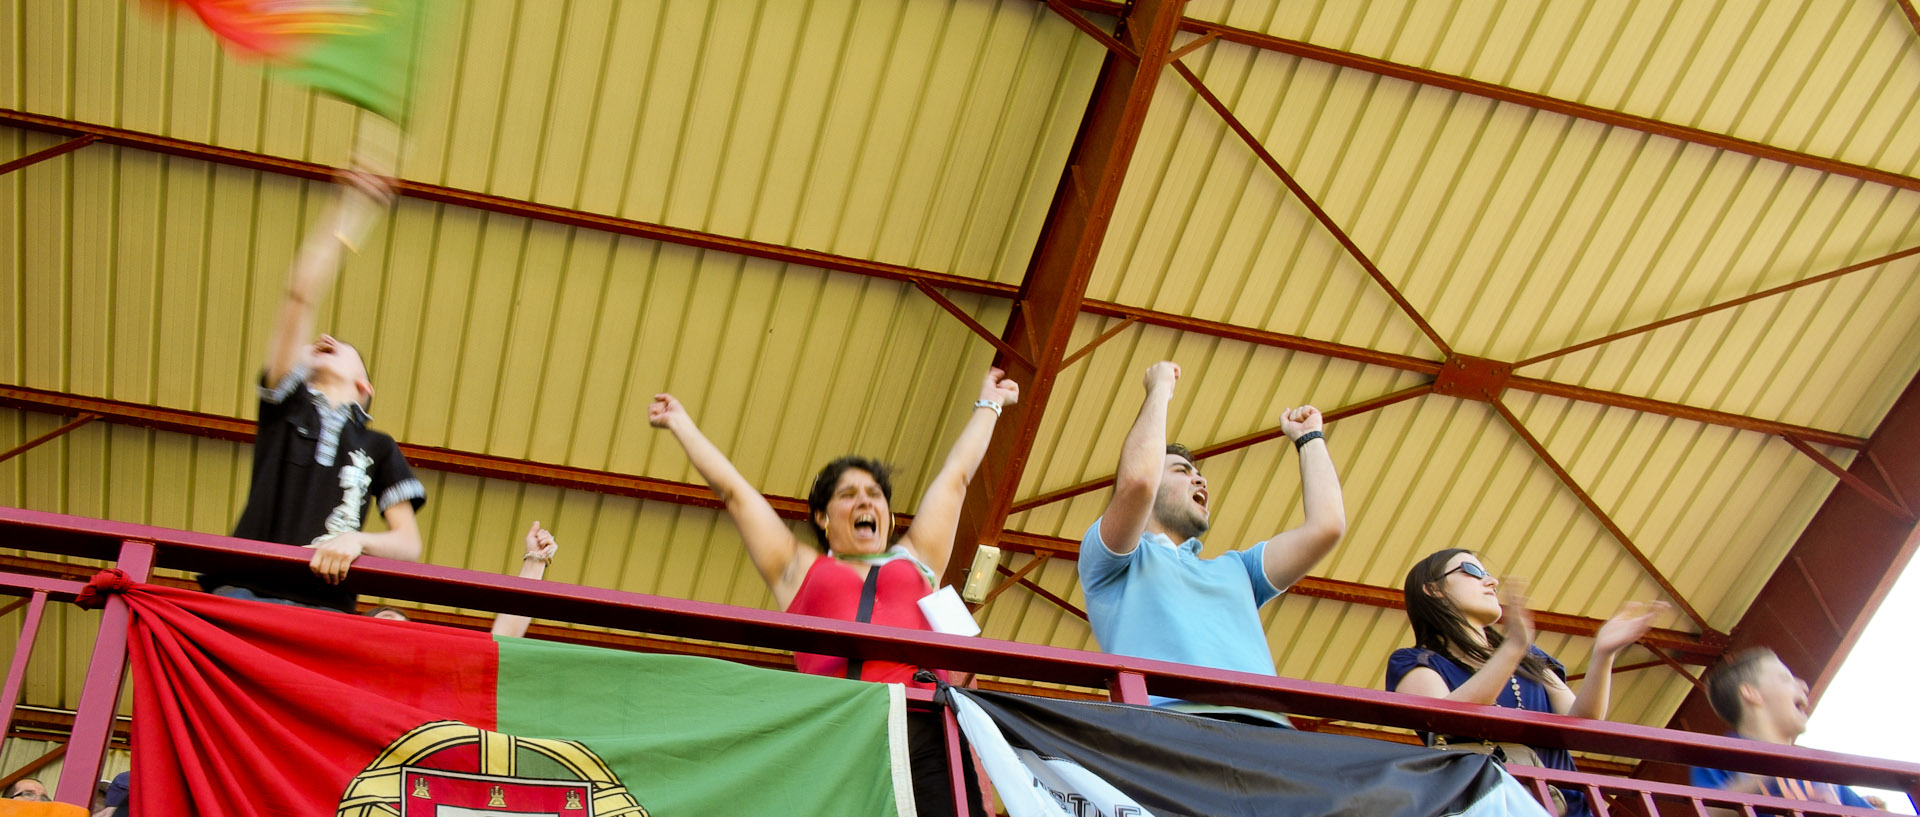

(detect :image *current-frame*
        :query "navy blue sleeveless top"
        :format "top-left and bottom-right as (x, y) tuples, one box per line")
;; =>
(1387, 646), (1590, 817)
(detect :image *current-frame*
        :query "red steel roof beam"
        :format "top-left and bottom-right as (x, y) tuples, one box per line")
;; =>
(0, 110), (1017, 302)
(1169, 58), (1453, 358)
(0, 414), (95, 464)
(1009, 382), (1432, 513)
(1516, 244), (1920, 368)
(0, 134), (96, 176)
(1055, 1), (1920, 194)
(3, 112), (1861, 451)
(1490, 399), (1716, 635)
(1780, 434), (1912, 519)
(943, 0), (1191, 587)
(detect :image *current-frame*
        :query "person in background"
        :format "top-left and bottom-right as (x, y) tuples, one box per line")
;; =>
(1690, 648), (1878, 811)
(4, 779), (49, 801)
(1386, 549), (1666, 817)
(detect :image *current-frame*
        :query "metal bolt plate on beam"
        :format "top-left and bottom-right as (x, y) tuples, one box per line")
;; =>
(1433, 355), (1513, 402)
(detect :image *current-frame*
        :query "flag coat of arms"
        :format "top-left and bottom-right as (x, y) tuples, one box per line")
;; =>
(117, 583), (913, 817)
(947, 687), (1555, 817)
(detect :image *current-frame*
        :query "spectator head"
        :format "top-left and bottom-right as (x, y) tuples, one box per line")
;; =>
(5, 777), (50, 801)
(1705, 647), (1811, 742)
(806, 456), (895, 556)
(1403, 549), (1554, 684)
(1151, 443), (1210, 541)
(305, 334), (374, 409)
(365, 605), (410, 622)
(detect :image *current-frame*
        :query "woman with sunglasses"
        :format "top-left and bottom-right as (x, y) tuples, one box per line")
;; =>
(1386, 549), (1667, 817)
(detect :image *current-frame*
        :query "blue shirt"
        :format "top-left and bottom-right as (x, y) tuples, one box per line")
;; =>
(1078, 519), (1281, 704)
(1691, 745), (1871, 809)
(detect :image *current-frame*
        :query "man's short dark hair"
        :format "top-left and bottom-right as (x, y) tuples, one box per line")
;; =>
(1704, 647), (1777, 728)
(1166, 443), (1197, 468)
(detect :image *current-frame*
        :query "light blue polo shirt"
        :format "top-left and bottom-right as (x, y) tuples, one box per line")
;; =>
(1078, 518), (1282, 706)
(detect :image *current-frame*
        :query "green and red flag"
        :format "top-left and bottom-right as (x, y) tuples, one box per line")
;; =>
(160, 0), (428, 121)
(116, 582), (913, 816)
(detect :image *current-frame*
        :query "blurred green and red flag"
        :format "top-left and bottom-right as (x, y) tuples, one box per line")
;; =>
(112, 581), (912, 816)
(161, 0), (429, 121)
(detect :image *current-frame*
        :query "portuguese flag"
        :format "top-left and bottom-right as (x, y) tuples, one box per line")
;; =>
(163, 0), (429, 121)
(118, 582), (912, 816)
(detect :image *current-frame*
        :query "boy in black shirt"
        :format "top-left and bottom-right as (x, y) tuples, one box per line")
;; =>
(201, 165), (426, 612)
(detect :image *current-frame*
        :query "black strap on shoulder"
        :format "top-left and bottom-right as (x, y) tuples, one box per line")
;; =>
(845, 563), (884, 680)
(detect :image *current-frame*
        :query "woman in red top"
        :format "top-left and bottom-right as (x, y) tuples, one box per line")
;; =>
(647, 366), (1017, 656)
(649, 368), (1017, 815)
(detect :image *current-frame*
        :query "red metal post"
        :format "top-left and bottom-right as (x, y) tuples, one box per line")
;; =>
(55, 539), (153, 807)
(941, 707), (971, 816)
(0, 590), (50, 743)
(944, 0), (1191, 588)
(1110, 670), (1150, 704)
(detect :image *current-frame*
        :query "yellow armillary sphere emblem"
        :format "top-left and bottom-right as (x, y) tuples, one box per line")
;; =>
(337, 720), (647, 817)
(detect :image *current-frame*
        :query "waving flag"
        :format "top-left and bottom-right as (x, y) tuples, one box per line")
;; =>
(946, 687), (1553, 817)
(163, 0), (429, 120)
(113, 581), (912, 817)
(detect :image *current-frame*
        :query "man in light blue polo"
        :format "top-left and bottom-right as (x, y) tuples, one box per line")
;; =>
(1079, 361), (1347, 724)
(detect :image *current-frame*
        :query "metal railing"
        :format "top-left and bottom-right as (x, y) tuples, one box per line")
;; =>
(1, 506), (1914, 814)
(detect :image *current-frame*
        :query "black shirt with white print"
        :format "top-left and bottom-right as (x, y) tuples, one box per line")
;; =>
(200, 364), (427, 611)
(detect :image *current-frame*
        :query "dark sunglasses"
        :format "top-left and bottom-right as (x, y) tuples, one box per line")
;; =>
(1443, 562), (1492, 581)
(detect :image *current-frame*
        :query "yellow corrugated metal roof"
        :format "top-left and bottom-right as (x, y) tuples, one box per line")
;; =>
(6, 0), (1920, 755)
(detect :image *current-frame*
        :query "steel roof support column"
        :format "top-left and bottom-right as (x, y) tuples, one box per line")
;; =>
(1665, 371), (1920, 732)
(942, 0), (1189, 587)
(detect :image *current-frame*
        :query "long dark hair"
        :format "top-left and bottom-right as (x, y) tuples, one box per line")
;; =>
(805, 456), (896, 552)
(1403, 549), (1554, 684)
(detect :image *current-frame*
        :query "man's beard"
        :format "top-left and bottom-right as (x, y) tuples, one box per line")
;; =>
(1153, 492), (1209, 540)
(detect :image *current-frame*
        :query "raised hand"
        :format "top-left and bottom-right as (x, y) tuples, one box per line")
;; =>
(1280, 405), (1323, 441)
(1497, 578), (1535, 652)
(1143, 361), (1180, 393)
(648, 393), (688, 429)
(1592, 600), (1668, 657)
(523, 520), (558, 563)
(979, 367), (1021, 407)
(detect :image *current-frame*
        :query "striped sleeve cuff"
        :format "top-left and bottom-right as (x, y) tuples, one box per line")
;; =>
(378, 478), (426, 512)
(259, 362), (313, 404)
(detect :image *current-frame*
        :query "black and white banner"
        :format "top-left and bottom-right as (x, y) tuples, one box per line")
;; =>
(947, 688), (1553, 817)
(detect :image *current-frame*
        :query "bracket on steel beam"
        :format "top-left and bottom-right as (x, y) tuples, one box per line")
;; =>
(1432, 355), (1513, 402)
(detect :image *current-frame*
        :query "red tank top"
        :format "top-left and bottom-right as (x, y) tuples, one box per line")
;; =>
(786, 555), (944, 687)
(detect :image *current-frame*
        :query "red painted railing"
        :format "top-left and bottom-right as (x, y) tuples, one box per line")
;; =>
(2, 506), (1915, 814)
